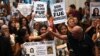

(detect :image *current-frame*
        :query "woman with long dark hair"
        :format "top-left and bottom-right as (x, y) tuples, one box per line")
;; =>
(92, 8), (100, 17)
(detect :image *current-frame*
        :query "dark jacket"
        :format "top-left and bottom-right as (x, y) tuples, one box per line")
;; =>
(0, 35), (13, 56)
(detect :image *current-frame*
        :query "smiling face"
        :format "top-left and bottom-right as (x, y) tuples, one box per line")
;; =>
(40, 27), (47, 34)
(34, 22), (40, 30)
(60, 25), (67, 35)
(39, 25), (47, 35)
(68, 19), (76, 27)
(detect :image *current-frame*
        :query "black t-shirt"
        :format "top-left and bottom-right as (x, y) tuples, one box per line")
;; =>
(16, 29), (28, 44)
(67, 34), (94, 56)
(86, 27), (96, 38)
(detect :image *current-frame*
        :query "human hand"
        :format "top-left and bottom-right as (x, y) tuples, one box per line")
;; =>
(48, 27), (53, 32)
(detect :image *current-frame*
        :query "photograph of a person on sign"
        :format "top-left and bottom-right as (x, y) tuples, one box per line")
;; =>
(47, 46), (53, 54)
(30, 48), (34, 53)
(92, 7), (100, 17)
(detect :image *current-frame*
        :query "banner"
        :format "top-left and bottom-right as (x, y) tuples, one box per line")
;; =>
(50, 2), (67, 24)
(34, 1), (47, 22)
(22, 41), (56, 56)
(17, 3), (32, 17)
(90, 2), (100, 19)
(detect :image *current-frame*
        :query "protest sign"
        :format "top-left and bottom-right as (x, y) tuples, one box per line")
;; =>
(22, 41), (56, 56)
(90, 2), (100, 19)
(50, 2), (67, 24)
(17, 3), (32, 17)
(34, 1), (47, 22)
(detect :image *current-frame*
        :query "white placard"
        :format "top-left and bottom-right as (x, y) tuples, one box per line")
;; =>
(34, 1), (47, 22)
(17, 3), (32, 17)
(22, 41), (56, 56)
(50, 2), (67, 24)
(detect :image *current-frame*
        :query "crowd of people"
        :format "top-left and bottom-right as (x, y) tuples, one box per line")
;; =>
(0, 1), (100, 56)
